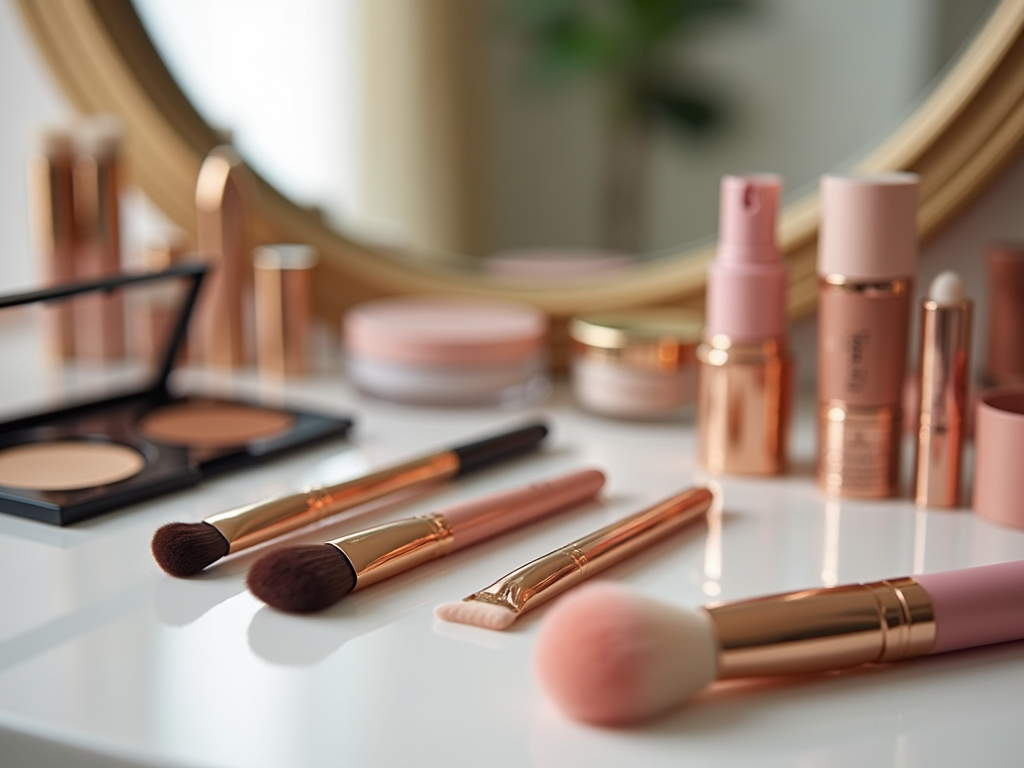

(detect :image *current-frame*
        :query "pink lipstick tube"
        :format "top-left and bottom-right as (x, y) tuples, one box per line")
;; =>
(817, 174), (918, 498)
(698, 174), (792, 475)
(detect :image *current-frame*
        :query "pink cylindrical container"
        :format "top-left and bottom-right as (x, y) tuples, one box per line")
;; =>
(973, 389), (1024, 529)
(817, 173), (919, 498)
(698, 174), (793, 475)
(343, 296), (549, 406)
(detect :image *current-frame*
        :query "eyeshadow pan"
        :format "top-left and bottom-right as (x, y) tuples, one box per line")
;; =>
(0, 441), (145, 491)
(139, 402), (295, 448)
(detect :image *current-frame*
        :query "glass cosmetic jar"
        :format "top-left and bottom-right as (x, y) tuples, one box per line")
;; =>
(569, 310), (702, 419)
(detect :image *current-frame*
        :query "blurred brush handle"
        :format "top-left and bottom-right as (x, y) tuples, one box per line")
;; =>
(206, 452), (459, 552)
(461, 486), (714, 616)
(329, 469), (606, 590)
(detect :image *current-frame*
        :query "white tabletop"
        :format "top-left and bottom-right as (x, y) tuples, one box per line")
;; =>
(1, 372), (1023, 768)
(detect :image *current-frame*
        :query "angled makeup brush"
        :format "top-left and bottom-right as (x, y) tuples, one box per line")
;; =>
(152, 422), (548, 576)
(247, 468), (606, 613)
(534, 561), (1024, 726)
(434, 485), (713, 630)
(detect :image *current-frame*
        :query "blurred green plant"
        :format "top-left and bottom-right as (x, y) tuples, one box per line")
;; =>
(510, 0), (756, 253)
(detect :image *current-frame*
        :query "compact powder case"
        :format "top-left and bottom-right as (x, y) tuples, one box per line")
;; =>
(0, 263), (352, 525)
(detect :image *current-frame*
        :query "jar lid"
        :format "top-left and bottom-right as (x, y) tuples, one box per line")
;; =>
(569, 309), (703, 350)
(569, 309), (703, 372)
(345, 296), (548, 366)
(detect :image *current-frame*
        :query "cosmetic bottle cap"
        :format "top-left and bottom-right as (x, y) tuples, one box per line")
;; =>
(819, 173), (919, 280)
(706, 174), (786, 340)
(719, 174), (781, 264)
(974, 389), (1024, 529)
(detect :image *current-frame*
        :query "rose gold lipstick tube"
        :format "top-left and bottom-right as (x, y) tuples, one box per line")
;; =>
(28, 127), (77, 359)
(817, 174), (919, 498)
(72, 116), (126, 360)
(698, 175), (792, 475)
(913, 273), (972, 508)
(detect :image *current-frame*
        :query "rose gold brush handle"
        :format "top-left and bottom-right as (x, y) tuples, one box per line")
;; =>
(206, 453), (459, 552)
(465, 486), (714, 616)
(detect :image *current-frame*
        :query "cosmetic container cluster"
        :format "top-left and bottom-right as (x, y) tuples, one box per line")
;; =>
(7, 120), (1024, 730)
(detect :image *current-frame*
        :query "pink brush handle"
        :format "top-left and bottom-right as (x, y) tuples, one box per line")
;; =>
(442, 469), (605, 549)
(915, 560), (1024, 654)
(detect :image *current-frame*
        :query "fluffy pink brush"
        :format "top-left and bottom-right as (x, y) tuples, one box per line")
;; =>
(534, 561), (1024, 726)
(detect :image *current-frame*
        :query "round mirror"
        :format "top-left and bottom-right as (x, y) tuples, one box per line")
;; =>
(132, 0), (994, 261)
(15, 0), (1024, 323)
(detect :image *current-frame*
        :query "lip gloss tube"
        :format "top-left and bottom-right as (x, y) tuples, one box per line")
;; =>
(698, 174), (792, 475)
(817, 174), (919, 498)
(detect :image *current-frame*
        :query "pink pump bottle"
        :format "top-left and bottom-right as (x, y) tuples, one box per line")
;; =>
(697, 174), (792, 475)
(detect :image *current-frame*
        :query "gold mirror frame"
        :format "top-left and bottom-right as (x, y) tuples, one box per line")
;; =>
(16, 0), (1024, 327)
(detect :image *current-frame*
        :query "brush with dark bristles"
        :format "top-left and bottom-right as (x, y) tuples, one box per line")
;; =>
(152, 422), (549, 577)
(247, 469), (607, 613)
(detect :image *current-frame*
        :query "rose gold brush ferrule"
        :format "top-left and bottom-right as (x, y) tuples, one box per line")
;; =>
(72, 118), (126, 360)
(817, 276), (912, 498)
(196, 145), (253, 369)
(914, 289), (972, 508)
(206, 452), (459, 552)
(697, 336), (792, 475)
(704, 576), (935, 678)
(330, 513), (455, 590)
(457, 486), (713, 617)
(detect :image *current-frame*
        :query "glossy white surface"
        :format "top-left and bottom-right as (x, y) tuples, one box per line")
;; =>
(2, 373), (1024, 768)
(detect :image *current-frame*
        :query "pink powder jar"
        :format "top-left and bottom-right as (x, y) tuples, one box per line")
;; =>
(343, 296), (550, 406)
(569, 310), (702, 419)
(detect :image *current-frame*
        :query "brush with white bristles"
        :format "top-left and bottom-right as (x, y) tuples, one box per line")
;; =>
(435, 486), (714, 630)
(534, 561), (1024, 726)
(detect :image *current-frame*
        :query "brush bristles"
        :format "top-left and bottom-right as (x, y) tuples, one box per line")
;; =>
(246, 544), (357, 613)
(533, 583), (719, 725)
(434, 600), (519, 630)
(152, 522), (230, 577)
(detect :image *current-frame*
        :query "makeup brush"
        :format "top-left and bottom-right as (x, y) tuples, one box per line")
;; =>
(534, 561), (1024, 726)
(247, 468), (606, 613)
(152, 422), (549, 576)
(434, 485), (713, 630)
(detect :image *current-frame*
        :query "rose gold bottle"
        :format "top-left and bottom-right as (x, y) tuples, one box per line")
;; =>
(253, 244), (318, 376)
(195, 145), (253, 369)
(817, 174), (919, 498)
(72, 117), (126, 360)
(697, 174), (792, 475)
(28, 127), (78, 359)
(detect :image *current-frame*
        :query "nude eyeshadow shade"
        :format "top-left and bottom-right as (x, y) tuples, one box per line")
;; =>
(138, 402), (296, 448)
(0, 441), (145, 491)
(0, 263), (353, 526)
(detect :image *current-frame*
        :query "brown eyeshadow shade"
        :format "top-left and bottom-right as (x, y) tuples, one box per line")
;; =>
(139, 402), (295, 448)
(0, 441), (145, 491)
